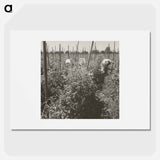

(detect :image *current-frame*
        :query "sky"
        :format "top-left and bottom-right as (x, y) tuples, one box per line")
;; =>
(41, 41), (119, 52)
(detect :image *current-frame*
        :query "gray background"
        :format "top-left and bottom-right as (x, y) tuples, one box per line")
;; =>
(4, 4), (155, 156)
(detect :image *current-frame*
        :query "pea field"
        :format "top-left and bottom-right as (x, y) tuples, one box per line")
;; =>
(41, 41), (119, 119)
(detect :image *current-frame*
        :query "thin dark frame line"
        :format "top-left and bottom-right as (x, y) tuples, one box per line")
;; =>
(12, 33), (151, 131)
(150, 32), (151, 130)
(12, 129), (151, 131)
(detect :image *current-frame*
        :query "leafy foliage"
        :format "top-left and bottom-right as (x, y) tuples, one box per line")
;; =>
(41, 53), (119, 119)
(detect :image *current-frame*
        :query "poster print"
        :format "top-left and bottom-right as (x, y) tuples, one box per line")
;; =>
(10, 31), (150, 130)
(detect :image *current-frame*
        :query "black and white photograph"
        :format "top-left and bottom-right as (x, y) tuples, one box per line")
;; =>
(41, 41), (119, 119)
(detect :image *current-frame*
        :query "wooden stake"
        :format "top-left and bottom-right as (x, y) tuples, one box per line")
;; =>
(94, 42), (97, 60)
(87, 41), (94, 70)
(113, 41), (115, 61)
(43, 41), (48, 100)
(52, 47), (54, 66)
(68, 45), (70, 59)
(59, 44), (61, 70)
(108, 44), (110, 59)
(46, 45), (50, 68)
(75, 41), (79, 62)
(95, 42), (96, 50)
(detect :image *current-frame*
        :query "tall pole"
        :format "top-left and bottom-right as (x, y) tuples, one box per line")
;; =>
(52, 47), (54, 66)
(87, 41), (94, 70)
(108, 44), (110, 59)
(54, 46), (56, 62)
(94, 42), (97, 60)
(59, 44), (61, 70)
(75, 41), (79, 62)
(68, 45), (70, 59)
(113, 41), (115, 61)
(43, 41), (48, 100)
(46, 45), (50, 68)
(95, 42), (96, 50)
